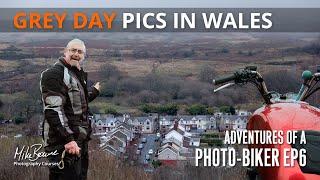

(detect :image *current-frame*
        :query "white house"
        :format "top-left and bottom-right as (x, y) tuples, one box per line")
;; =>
(178, 116), (197, 131)
(236, 110), (251, 116)
(208, 117), (217, 130)
(165, 130), (184, 144)
(93, 114), (122, 133)
(159, 116), (175, 132)
(165, 125), (192, 146)
(163, 123), (191, 145)
(158, 122), (198, 161)
(98, 122), (135, 157)
(104, 127), (132, 142)
(232, 117), (248, 131)
(158, 146), (180, 160)
(115, 123), (134, 140)
(218, 115), (248, 131)
(178, 115), (217, 132)
(100, 133), (126, 155)
(129, 116), (155, 134)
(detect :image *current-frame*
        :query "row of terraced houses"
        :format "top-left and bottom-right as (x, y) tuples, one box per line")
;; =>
(92, 110), (251, 160)
(92, 110), (250, 135)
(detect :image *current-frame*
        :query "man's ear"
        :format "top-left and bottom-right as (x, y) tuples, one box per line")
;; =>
(82, 50), (87, 59)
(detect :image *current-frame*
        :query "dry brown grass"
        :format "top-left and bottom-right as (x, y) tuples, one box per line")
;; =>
(0, 60), (19, 72)
(0, 137), (149, 180)
(111, 59), (155, 77)
(87, 139), (150, 180)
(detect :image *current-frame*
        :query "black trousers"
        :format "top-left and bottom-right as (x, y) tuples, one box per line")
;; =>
(48, 142), (89, 180)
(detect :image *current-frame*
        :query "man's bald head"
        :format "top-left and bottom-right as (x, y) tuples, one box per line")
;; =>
(66, 38), (86, 53)
(64, 38), (87, 70)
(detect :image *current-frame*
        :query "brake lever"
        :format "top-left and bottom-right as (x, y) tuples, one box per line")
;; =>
(214, 83), (235, 93)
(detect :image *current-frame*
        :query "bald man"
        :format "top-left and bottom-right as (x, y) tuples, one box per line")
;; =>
(40, 39), (100, 180)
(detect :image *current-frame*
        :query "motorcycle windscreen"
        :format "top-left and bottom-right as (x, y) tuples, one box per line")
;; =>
(292, 130), (320, 175)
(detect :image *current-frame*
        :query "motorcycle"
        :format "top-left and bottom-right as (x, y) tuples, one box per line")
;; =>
(213, 66), (320, 180)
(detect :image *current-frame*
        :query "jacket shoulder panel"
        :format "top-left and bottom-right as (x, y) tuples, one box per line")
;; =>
(41, 63), (65, 81)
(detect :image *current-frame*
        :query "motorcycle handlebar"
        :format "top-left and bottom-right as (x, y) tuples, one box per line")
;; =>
(213, 74), (236, 85)
(212, 66), (272, 104)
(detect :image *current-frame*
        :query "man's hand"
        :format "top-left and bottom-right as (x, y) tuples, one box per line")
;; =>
(64, 141), (81, 156)
(94, 82), (101, 91)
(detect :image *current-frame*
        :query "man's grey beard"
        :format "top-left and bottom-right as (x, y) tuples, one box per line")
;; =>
(69, 59), (82, 69)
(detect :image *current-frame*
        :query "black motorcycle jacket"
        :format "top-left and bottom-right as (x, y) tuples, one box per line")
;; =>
(40, 57), (99, 147)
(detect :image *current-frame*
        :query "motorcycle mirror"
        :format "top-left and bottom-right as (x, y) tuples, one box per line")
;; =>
(302, 70), (313, 80)
(213, 83), (235, 93)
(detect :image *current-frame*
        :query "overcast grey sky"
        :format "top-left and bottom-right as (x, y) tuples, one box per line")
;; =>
(1, 0), (320, 8)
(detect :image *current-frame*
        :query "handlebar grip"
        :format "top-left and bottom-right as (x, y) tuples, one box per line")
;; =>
(213, 74), (236, 85)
